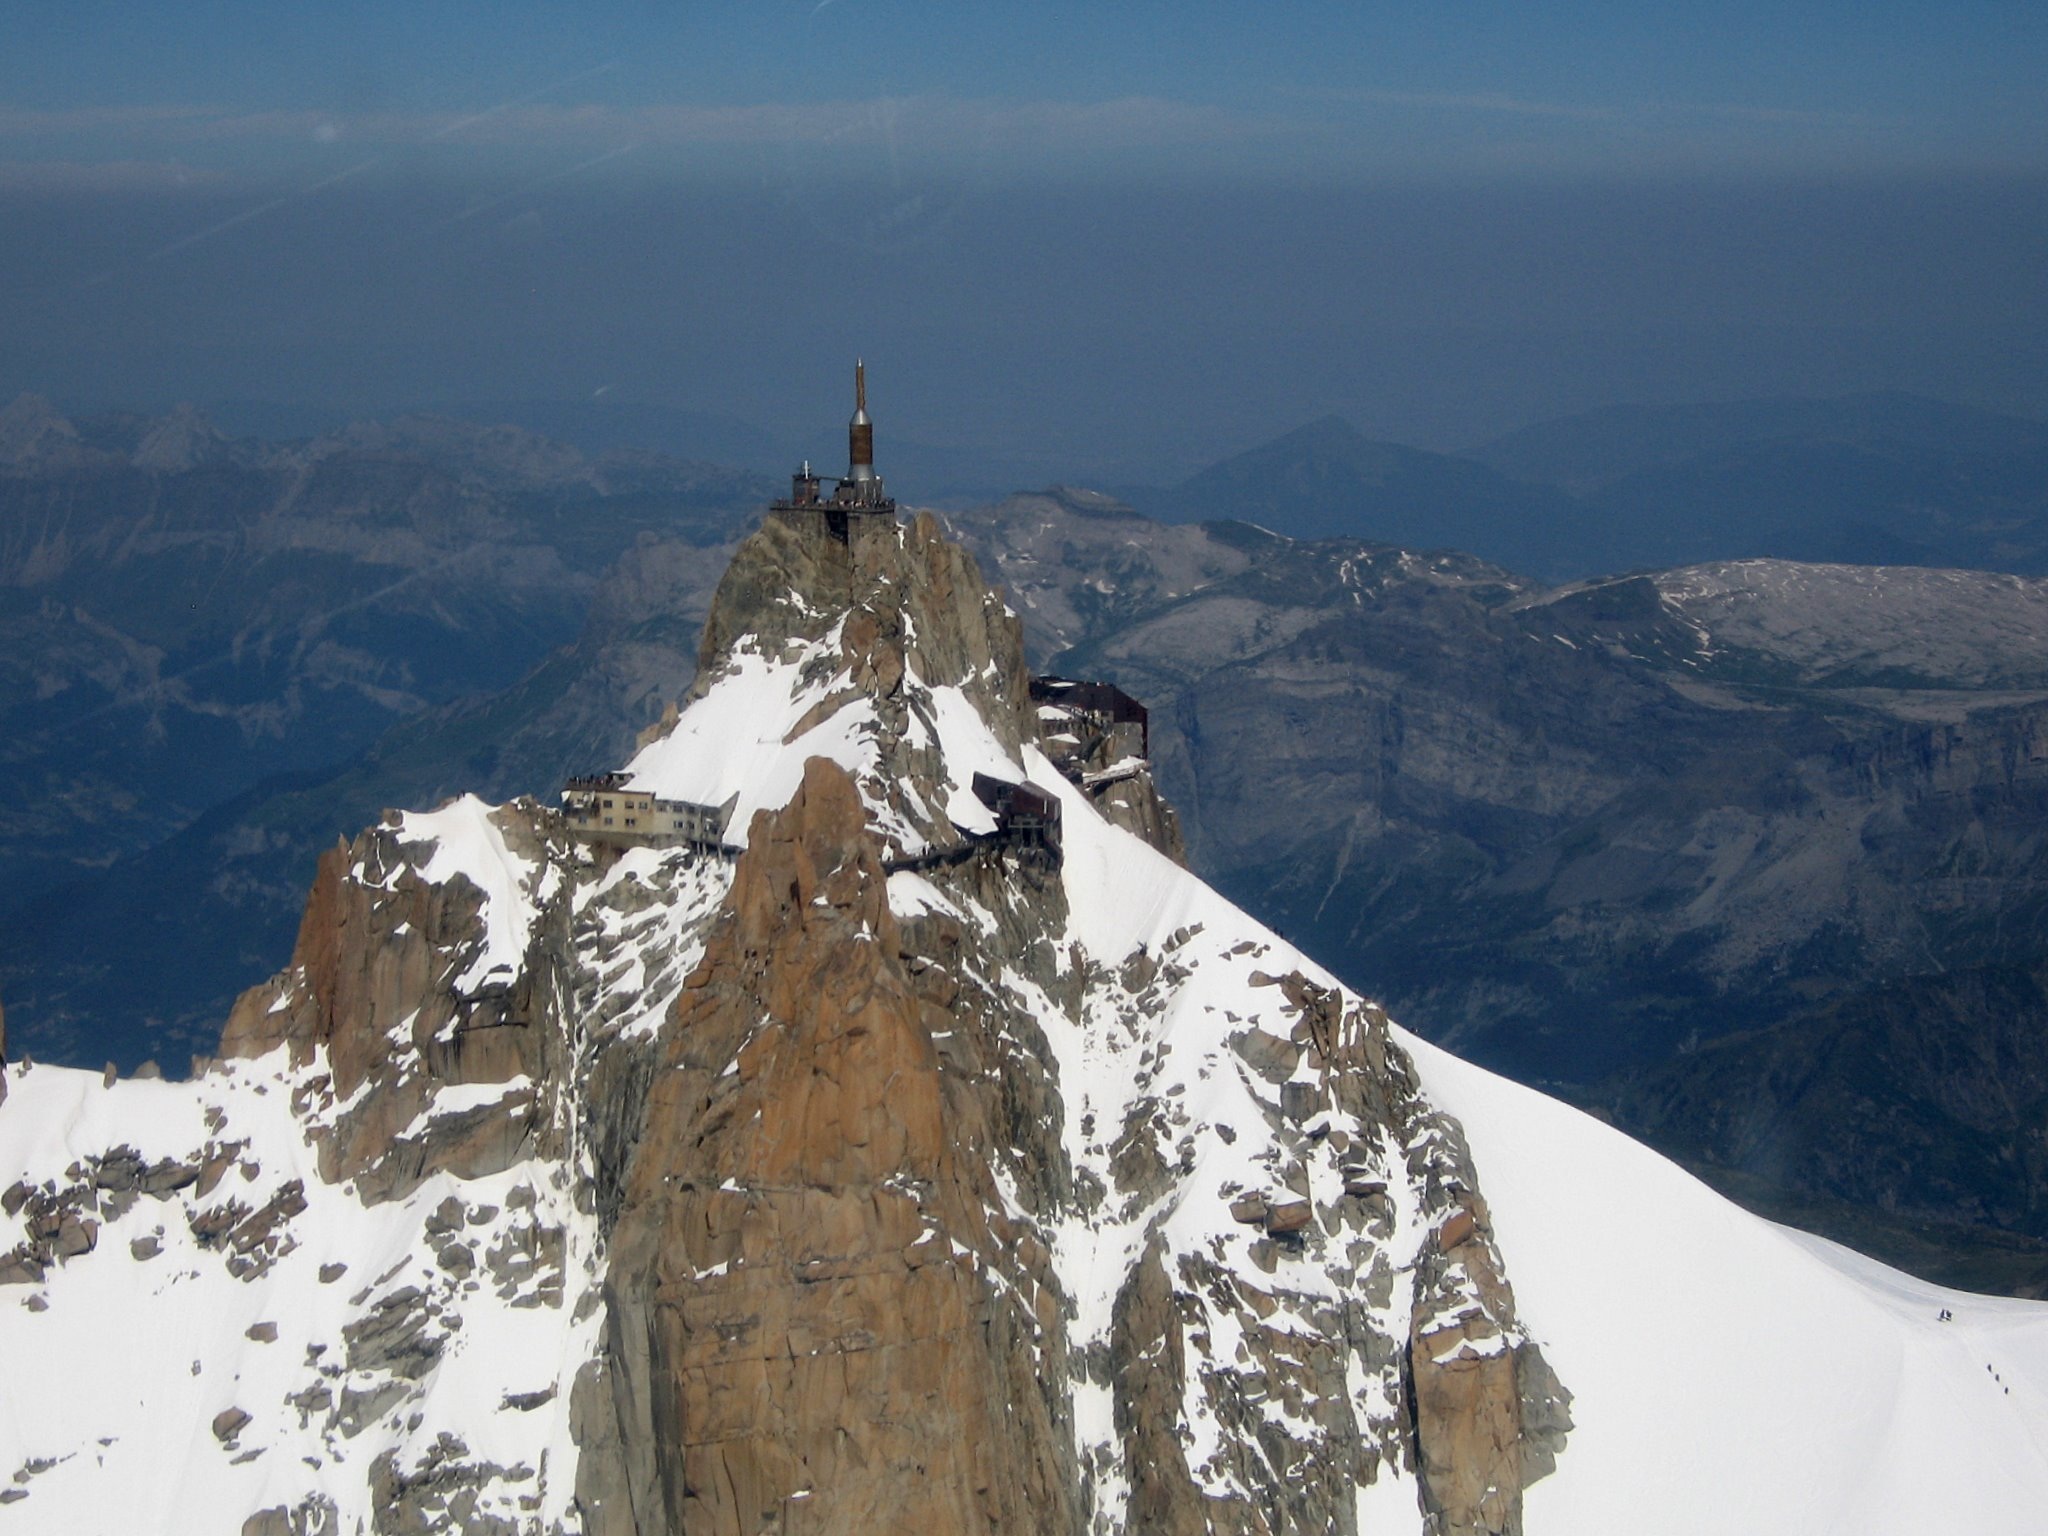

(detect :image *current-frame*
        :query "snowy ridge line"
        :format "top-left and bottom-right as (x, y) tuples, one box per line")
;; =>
(0, 1049), (602, 1534)
(8, 501), (2048, 1534)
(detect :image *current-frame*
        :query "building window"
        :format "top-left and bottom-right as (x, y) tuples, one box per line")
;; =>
(625, 818), (637, 828)
(603, 817), (614, 827)
(603, 799), (614, 809)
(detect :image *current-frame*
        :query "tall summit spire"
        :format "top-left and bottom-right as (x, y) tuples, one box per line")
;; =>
(848, 357), (875, 484)
(771, 360), (895, 540)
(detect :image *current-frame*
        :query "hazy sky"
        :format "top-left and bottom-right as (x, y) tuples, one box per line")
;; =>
(2, 2), (2044, 480)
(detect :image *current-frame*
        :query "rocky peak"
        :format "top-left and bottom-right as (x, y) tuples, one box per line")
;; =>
(695, 506), (1036, 740)
(641, 507), (1044, 866)
(0, 498), (1568, 1535)
(131, 402), (228, 472)
(0, 393), (85, 470)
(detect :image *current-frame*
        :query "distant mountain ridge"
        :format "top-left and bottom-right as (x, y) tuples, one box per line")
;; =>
(1136, 414), (1601, 580)
(1472, 390), (2048, 490)
(1473, 391), (2048, 575)
(1135, 392), (2048, 581)
(0, 394), (767, 1062)
(13, 394), (2048, 1295)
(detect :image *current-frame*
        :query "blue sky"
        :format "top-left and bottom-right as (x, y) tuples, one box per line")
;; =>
(0, 4), (2043, 470)
(5, 2), (2046, 186)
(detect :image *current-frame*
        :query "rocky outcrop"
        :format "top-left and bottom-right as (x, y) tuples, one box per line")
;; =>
(0, 501), (1568, 1532)
(1093, 964), (1566, 1536)
(582, 757), (1078, 1534)
(218, 804), (563, 1203)
(0, 404), (764, 1074)
(940, 499), (2048, 1285)
(686, 507), (1041, 863)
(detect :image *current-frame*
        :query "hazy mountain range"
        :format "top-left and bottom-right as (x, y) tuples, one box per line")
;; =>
(7, 388), (2048, 1293)
(11, 496), (2039, 1535)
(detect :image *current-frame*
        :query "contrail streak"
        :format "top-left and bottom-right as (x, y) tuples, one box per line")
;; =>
(425, 141), (641, 235)
(149, 157), (380, 259)
(143, 58), (623, 263)
(427, 58), (621, 142)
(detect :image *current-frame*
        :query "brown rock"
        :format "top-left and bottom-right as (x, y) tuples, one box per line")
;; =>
(137, 1158), (199, 1196)
(1410, 1318), (1521, 1535)
(218, 806), (555, 1204)
(212, 1407), (251, 1444)
(52, 1216), (97, 1259)
(194, 1148), (236, 1200)
(1264, 1200), (1313, 1236)
(1279, 1081), (1318, 1122)
(587, 757), (1080, 1534)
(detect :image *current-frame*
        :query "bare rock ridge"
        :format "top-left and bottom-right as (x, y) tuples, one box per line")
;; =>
(0, 497), (1564, 1532)
(572, 506), (1563, 1533)
(585, 757), (1078, 1533)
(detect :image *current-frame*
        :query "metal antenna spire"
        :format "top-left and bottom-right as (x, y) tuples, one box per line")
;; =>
(848, 357), (875, 483)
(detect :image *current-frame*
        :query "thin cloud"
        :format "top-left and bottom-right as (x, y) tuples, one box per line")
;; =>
(0, 158), (225, 191)
(1299, 83), (1903, 132)
(1313, 87), (1616, 122)
(0, 92), (1273, 155)
(0, 104), (221, 134)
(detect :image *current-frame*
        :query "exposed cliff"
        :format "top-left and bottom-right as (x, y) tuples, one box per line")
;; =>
(14, 498), (2048, 1531)
(0, 503), (1585, 1533)
(941, 495), (2048, 1285)
(0, 399), (765, 1070)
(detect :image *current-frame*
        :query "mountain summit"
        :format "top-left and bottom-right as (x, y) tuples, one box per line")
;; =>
(3, 397), (2047, 1533)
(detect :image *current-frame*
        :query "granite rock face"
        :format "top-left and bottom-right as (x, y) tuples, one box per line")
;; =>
(942, 495), (2048, 1284)
(0, 504), (1567, 1532)
(551, 508), (1562, 1532)
(584, 758), (1079, 1534)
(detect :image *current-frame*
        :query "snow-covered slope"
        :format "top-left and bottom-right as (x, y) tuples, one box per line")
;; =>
(0, 1059), (600, 1532)
(4, 507), (2047, 1534)
(1418, 1039), (2048, 1532)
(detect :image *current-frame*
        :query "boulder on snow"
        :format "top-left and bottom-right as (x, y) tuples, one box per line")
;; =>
(52, 1217), (97, 1259)
(1279, 1081), (1318, 1123)
(1265, 1200), (1313, 1235)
